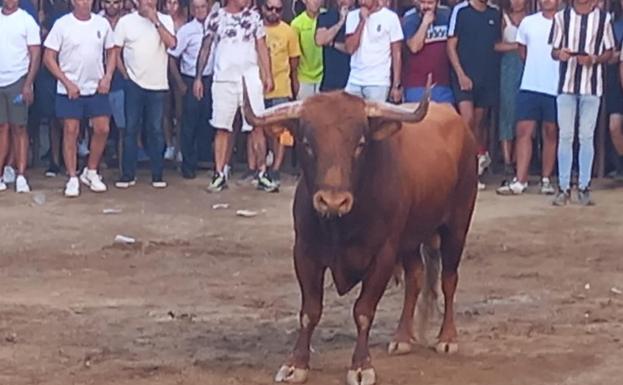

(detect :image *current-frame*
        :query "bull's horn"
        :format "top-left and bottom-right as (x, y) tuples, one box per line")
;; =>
(242, 78), (303, 126)
(365, 73), (433, 122)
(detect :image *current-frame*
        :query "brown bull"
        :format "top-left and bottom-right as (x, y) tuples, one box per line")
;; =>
(243, 79), (478, 385)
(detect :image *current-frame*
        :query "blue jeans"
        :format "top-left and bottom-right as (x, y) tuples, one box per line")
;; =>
(344, 83), (390, 102)
(123, 80), (166, 180)
(181, 75), (213, 173)
(556, 93), (601, 190)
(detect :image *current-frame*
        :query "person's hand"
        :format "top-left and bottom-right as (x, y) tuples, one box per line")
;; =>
(458, 73), (473, 91)
(97, 77), (111, 94)
(390, 86), (402, 104)
(21, 82), (34, 105)
(558, 48), (571, 62)
(360, 6), (369, 21)
(263, 76), (274, 94)
(65, 81), (80, 99)
(422, 10), (435, 26)
(193, 78), (204, 100)
(139, 5), (158, 23)
(577, 54), (596, 66)
(339, 5), (349, 23)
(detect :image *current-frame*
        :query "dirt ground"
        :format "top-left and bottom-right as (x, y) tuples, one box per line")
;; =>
(0, 168), (622, 385)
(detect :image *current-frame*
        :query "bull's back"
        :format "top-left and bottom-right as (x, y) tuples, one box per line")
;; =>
(391, 103), (477, 239)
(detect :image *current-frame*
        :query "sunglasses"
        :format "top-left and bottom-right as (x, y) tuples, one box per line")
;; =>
(264, 5), (282, 12)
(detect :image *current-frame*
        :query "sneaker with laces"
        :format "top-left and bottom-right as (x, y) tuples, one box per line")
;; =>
(64, 176), (80, 198)
(496, 178), (527, 195)
(577, 188), (594, 206)
(257, 171), (279, 192)
(3, 166), (16, 184)
(115, 177), (137, 189)
(477, 152), (492, 176)
(15, 175), (30, 193)
(80, 168), (107, 192)
(540, 177), (556, 195)
(208, 172), (227, 192)
(552, 189), (570, 206)
(0, 179), (6, 192)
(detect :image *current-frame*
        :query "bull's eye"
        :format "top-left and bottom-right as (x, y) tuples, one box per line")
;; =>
(302, 136), (314, 157)
(354, 136), (366, 157)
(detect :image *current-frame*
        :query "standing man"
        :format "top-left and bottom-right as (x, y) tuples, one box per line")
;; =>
(43, 0), (116, 197)
(315, 0), (353, 92)
(344, 0), (404, 102)
(168, 0), (215, 180)
(193, 0), (277, 193)
(550, 0), (614, 206)
(0, 0), (40, 193)
(447, 0), (501, 190)
(114, 0), (176, 189)
(496, 0), (559, 196)
(262, 0), (301, 185)
(291, 0), (323, 99)
(402, 0), (454, 104)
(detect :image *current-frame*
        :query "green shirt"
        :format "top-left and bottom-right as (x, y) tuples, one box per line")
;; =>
(291, 11), (323, 84)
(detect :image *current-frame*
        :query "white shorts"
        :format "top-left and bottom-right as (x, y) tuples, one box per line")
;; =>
(210, 74), (265, 133)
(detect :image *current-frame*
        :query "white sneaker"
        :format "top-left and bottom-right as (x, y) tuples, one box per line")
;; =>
(80, 168), (107, 192)
(164, 146), (176, 160)
(266, 151), (274, 168)
(496, 178), (527, 195)
(64, 177), (80, 198)
(3, 166), (16, 184)
(152, 180), (168, 189)
(540, 177), (556, 195)
(478, 180), (486, 191)
(78, 139), (90, 157)
(15, 175), (30, 193)
(0, 179), (6, 192)
(477, 152), (492, 176)
(223, 164), (231, 181)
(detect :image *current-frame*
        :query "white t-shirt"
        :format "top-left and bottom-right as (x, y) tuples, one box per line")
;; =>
(205, 7), (265, 83)
(0, 8), (40, 87)
(516, 12), (559, 96)
(168, 18), (215, 77)
(345, 7), (403, 87)
(114, 11), (175, 90)
(44, 13), (115, 95)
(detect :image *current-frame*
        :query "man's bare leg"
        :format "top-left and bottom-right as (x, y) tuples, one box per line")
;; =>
(515, 120), (536, 183)
(0, 123), (9, 176)
(87, 116), (110, 170)
(541, 121), (558, 179)
(63, 119), (80, 177)
(610, 114), (623, 156)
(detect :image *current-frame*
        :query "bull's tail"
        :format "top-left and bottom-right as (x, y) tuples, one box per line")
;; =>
(414, 242), (442, 345)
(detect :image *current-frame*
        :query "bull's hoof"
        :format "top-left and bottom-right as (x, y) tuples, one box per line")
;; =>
(435, 341), (458, 354)
(274, 364), (309, 383)
(346, 368), (376, 385)
(387, 340), (413, 355)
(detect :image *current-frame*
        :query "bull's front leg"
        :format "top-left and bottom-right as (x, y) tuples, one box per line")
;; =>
(348, 244), (397, 385)
(275, 241), (325, 383)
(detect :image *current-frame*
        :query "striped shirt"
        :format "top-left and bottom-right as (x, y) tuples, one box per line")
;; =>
(549, 6), (615, 96)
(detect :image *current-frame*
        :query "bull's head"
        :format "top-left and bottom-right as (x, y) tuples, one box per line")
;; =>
(243, 77), (432, 218)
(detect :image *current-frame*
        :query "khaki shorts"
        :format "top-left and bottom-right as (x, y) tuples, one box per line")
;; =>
(210, 72), (265, 133)
(0, 77), (28, 125)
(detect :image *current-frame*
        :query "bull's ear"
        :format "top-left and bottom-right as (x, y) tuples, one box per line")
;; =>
(369, 118), (402, 141)
(261, 120), (299, 139)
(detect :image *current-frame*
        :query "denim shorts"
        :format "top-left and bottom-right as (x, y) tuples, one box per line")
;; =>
(55, 93), (112, 120)
(404, 86), (454, 104)
(265, 97), (290, 109)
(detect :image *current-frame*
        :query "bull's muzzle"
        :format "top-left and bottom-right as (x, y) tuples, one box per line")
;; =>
(313, 190), (354, 217)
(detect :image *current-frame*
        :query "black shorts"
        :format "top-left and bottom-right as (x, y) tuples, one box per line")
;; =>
(515, 90), (557, 123)
(451, 73), (498, 108)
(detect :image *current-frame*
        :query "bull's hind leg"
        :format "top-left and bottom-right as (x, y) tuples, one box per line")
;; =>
(388, 250), (423, 356)
(435, 225), (468, 355)
(275, 242), (325, 383)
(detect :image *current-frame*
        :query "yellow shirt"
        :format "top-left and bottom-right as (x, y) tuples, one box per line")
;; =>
(265, 21), (301, 99)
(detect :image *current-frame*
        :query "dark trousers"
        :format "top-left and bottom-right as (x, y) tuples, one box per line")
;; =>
(181, 75), (213, 173)
(123, 80), (166, 180)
